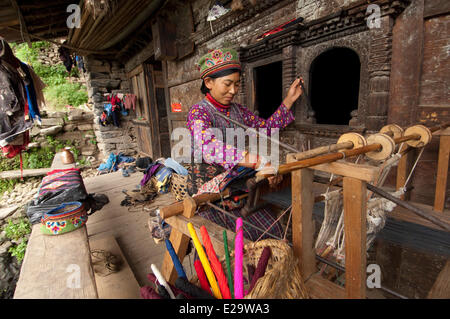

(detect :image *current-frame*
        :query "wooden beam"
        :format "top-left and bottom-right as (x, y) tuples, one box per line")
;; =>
(0, 168), (52, 179)
(311, 161), (380, 182)
(343, 177), (367, 299)
(9, 0), (32, 47)
(434, 135), (450, 212)
(305, 273), (346, 299)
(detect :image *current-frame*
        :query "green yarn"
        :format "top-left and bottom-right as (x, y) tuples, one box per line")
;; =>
(223, 230), (234, 299)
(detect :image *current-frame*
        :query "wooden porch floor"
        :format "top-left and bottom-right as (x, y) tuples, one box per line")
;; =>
(84, 170), (180, 288)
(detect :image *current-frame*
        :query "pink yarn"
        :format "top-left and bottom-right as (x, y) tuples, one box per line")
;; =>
(234, 218), (244, 299)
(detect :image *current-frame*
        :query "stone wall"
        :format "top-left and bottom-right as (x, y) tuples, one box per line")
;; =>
(83, 56), (138, 159)
(29, 108), (100, 160)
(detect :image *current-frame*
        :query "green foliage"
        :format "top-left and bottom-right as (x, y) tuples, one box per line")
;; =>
(0, 179), (20, 197)
(4, 218), (31, 241)
(44, 83), (88, 110)
(3, 218), (32, 262)
(9, 240), (28, 263)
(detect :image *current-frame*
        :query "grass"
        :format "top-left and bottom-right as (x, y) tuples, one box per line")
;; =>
(3, 218), (32, 263)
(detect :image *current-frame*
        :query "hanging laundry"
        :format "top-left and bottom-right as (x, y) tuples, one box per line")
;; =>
(124, 94), (136, 110)
(20, 62), (42, 124)
(75, 55), (86, 73)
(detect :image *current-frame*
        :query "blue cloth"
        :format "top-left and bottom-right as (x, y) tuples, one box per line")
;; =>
(20, 62), (41, 123)
(98, 152), (135, 171)
(164, 157), (188, 176)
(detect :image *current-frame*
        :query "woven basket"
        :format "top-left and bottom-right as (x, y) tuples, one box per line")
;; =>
(170, 173), (188, 201)
(219, 239), (309, 299)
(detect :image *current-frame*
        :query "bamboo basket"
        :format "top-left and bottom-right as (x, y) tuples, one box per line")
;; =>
(203, 239), (309, 299)
(170, 173), (188, 201)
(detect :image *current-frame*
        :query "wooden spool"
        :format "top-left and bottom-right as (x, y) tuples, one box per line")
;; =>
(337, 132), (367, 149)
(365, 133), (395, 161)
(404, 125), (432, 148)
(380, 124), (404, 139)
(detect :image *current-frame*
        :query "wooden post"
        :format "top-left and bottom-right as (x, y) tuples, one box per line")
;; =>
(161, 196), (196, 284)
(290, 161), (316, 279)
(434, 135), (450, 212)
(343, 177), (367, 299)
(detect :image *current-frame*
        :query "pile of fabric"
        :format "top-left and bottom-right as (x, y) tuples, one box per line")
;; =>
(0, 37), (44, 160)
(97, 152), (135, 173)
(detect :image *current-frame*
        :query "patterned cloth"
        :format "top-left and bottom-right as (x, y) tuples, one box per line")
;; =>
(187, 97), (295, 171)
(197, 206), (283, 242)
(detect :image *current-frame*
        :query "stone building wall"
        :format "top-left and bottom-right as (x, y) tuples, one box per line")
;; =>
(83, 56), (138, 159)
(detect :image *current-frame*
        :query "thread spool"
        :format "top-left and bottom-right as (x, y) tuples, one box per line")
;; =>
(404, 125), (432, 148)
(366, 133), (395, 161)
(337, 132), (367, 149)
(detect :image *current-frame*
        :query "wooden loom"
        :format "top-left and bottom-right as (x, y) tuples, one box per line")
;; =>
(156, 122), (450, 299)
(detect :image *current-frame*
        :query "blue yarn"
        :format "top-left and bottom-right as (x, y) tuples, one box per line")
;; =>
(165, 238), (187, 279)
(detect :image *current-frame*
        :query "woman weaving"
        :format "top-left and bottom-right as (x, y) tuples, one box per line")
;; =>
(186, 48), (303, 241)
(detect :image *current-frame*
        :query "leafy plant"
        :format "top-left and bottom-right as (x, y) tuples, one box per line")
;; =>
(9, 240), (28, 263)
(4, 218), (31, 241)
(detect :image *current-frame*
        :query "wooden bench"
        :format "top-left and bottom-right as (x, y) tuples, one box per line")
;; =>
(13, 153), (98, 298)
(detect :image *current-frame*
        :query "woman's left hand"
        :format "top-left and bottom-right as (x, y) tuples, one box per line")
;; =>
(283, 77), (304, 109)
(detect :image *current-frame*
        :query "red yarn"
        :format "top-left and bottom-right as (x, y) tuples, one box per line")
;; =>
(200, 225), (232, 299)
(194, 259), (212, 295)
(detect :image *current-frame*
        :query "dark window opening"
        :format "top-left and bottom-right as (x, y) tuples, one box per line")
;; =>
(254, 61), (283, 119)
(310, 48), (360, 125)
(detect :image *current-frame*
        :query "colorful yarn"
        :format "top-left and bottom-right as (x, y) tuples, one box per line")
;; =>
(200, 226), (231, 299)
(194, 259), (211, 294)
(234, 218), (244, 299)
(151, 263), (175, 299)
(165, 238), (187, 279)
(248, 247), (272, 294)
(223, 230), (234, 298)
(187, 222), (222, 299)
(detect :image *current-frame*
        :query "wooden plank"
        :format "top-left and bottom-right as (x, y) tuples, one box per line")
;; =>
(305, 273), (346, 299)
(0, 168), (51, 179)
(89, 234), (141, 299)
(311, 161), (380, 182)
(291, 167), (316, 279)
(343, 177), (367, 299)
(434, 135), (450, 212)
(160, 228), (190, 285)
(427, 260), (450, 299)
(424, 0), (450, 18)
(14, 225), (98, 299)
